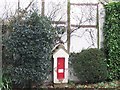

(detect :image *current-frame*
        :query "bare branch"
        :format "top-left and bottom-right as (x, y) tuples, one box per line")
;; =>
(25, 0), (34, 11)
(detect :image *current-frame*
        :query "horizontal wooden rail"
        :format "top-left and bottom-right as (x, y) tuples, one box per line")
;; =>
(52, 21), (96, 28)
(70, 3), (98, 6)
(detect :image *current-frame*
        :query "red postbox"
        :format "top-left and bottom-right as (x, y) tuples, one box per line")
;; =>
(52, 44), (69, 83)
(57, 57), (65, 80)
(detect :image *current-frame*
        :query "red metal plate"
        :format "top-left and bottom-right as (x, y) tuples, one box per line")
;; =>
(57, 57), (65, 80)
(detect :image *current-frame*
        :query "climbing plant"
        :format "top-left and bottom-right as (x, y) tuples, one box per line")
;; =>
(103, 2), (120, 80)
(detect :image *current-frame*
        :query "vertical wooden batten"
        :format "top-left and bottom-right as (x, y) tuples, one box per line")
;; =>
(67, 0), (71, 53)
(96, 4), (100, 49)
(41, 0), (45, 16)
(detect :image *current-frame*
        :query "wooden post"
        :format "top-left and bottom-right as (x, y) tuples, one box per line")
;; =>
(18, 0), (20, 13)
(18, 0), (20, 21)
(67, 0), (70, 53)
(41, 0), (45, 16)
(0, 19), (2, 83)
(96, 4), (99, 49)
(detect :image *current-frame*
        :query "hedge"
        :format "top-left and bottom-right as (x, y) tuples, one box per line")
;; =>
(70, 48), (108, 84)
(103, 2), (120, 80)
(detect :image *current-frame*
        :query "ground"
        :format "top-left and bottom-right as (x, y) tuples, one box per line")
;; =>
(41, 80), (120, 89)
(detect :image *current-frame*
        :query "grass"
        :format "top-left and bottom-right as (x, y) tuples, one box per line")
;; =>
(75, 80), (120, 88)
(0, 80), (119, 89)
(41, 80), (120, 89)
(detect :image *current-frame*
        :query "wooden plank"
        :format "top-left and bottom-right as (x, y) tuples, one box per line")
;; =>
(52, 21), (66, 24)
(70, 3), (98, 6)
(52, 21), (96, 28)
(71, 24), (96, 28)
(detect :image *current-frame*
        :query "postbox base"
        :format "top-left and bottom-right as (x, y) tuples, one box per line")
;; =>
(53, 79), (68, 84)
(53, 83), (68, 88)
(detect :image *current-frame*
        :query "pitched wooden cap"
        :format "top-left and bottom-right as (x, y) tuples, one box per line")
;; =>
(52, 43), (68, 54)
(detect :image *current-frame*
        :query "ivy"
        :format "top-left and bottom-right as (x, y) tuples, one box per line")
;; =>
(103, 2), (120, 80)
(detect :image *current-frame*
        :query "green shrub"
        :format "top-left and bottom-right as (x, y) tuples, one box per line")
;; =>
(103, 2), (120, 80)
(3, 12), (56, 88)
(1, 74), (12, 90)
(70, 48), (108, 84)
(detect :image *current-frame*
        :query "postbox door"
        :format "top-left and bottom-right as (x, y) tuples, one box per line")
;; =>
(57, 57), (65, 80)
